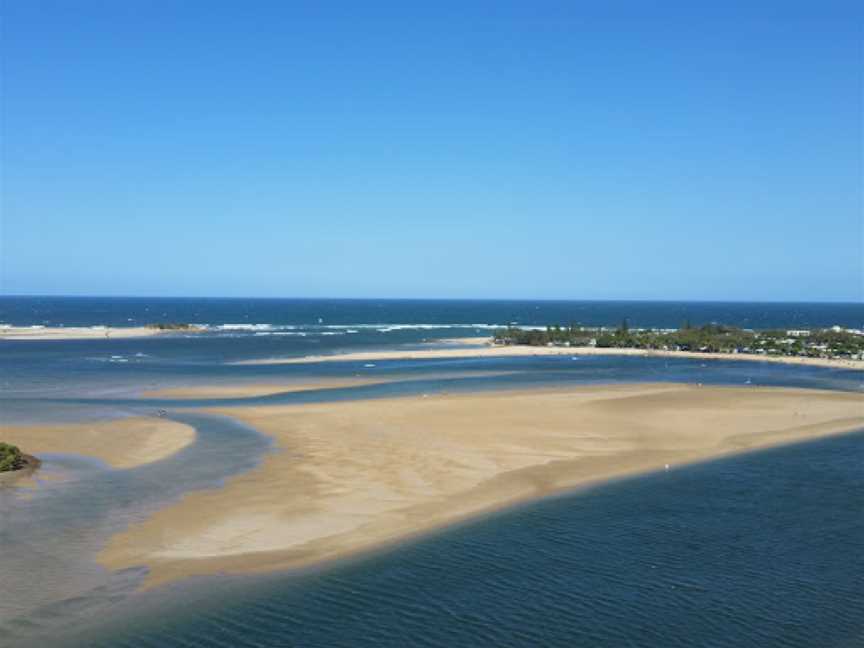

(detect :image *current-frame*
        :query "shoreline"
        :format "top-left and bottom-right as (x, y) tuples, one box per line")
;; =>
(232, 337), (864, 370)
(0, 326), (201, 340)
(96, 383), (864, 588)
(1, 417), (196, 469)
(140, 378), (387, 400)
(140, 371), (515, 400)
(0, 453), (42, 485)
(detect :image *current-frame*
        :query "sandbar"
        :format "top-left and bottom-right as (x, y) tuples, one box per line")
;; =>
(0, 326), (186, 340)
(140, 372), (515, 400)
(1, 417), (196, 469)
(98, 384), (864, 587)
(234, 338), (864, 370)
(141, 379), (385, 400)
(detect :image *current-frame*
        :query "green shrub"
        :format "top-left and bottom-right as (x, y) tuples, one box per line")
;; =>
(146, 322), (194, 330)
(0, 442), (25, 472)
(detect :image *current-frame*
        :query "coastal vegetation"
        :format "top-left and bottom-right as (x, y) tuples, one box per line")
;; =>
(146, 322), (197, 330)
(0, 442), (27, 472)
(493, 323), (864, 361)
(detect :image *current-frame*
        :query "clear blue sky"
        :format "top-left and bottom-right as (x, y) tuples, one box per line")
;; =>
(2, 1), (861, 301)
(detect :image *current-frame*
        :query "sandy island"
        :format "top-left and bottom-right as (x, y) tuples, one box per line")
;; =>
(0, 326), (198, 341)
(232, 337), (864, 371)
(98, 384), (864, 588)
(1, 417), (196, 469)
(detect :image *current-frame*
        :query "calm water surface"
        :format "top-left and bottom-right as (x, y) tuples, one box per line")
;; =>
(1, 298), (862, 647)
(25, 432), (862, 648)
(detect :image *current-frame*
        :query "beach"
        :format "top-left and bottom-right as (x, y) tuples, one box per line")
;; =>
(234, 337), (864, 370)
(1, 417), (195, 469)
(0, 326), (178, 340)
(3, 297), (863, 646)
(6, 3), (863, 639)
(95, 383), (863, 588)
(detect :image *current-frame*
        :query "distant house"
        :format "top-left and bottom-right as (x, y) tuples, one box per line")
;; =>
(786, 330), (810, 337)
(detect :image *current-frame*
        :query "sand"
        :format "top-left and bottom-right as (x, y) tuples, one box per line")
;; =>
(1, 417), (196, 469)
(97, 384), (864, 588)
(0, 326), (185, 340)
(231, 337), (864, 370)
(141, 379), (385, 400)
(140, 372), (515, 400)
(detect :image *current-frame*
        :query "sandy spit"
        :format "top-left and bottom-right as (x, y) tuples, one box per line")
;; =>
(1, 417), (196, 469)
(231, 337), (864, 371)
(140, 372), (514, 400)
(140, 379), (387, 400)
(98, 383), (864, 588)
(0, 326), (193, 340)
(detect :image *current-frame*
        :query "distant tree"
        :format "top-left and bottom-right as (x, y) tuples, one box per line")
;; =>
(493, 323), (863, 359)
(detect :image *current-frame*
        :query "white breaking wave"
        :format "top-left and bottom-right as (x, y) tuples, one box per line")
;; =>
(214, 324), (284, 331)
(202, 322), (528, 335)
(319, 323), (506, 331)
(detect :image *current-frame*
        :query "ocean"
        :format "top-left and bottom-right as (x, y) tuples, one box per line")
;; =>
(2, 296), (862, 330)
(1, 297), (862, 647)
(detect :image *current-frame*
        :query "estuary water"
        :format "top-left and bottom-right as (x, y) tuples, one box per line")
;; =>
(1, 297), (862, 647)
(61, 431), (864, 648)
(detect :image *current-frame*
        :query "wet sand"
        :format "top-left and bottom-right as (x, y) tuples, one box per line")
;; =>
(1, 417), (196, 468)
(233, 337), (864, 370)
(140, 372), (515, 400)
(98, 384), (864, 588)
(141, 379), (385, 400)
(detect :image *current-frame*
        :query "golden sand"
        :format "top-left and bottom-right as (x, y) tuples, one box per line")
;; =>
(232, 337), (864, 370)
(1, 417), (195, 469)
(97, 384), (863, 587)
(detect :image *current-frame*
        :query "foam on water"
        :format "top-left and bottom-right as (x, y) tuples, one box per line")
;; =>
(3, 296), (861, 330)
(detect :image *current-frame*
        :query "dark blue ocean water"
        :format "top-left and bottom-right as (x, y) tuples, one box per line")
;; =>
(1, 297), (862, 647)
(1, 295), (862, 329)
(2, 297), (861, 397)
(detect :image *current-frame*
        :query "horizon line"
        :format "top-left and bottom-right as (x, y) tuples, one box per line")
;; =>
(1, 293), (861, 306)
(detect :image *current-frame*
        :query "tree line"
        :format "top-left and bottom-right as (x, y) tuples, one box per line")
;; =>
(493, 322), (864, 359)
